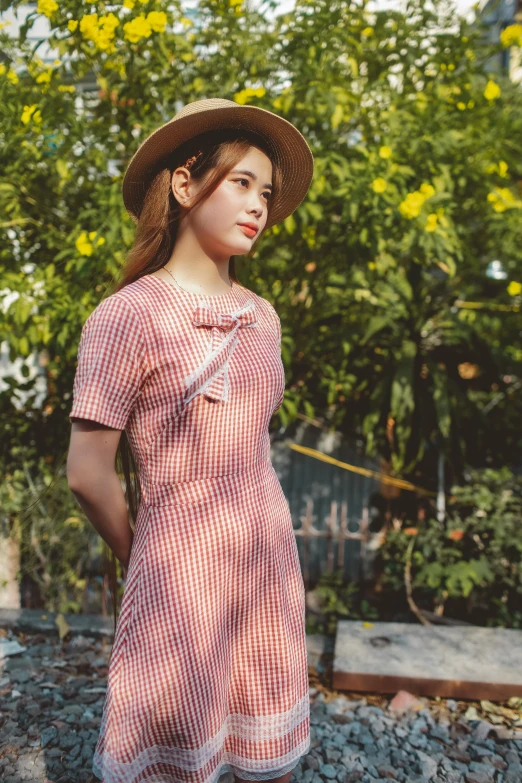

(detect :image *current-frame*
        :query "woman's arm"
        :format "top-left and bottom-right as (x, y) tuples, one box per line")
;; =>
(67, 419), (134, 570)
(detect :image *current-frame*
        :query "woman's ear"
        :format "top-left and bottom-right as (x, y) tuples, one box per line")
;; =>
(170, 166), (192, 207)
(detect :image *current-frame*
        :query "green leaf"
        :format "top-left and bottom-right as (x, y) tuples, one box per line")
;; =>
(360, 315), (390, 345)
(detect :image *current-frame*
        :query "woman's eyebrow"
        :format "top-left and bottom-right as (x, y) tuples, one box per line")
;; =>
(230, 169), (273, 190)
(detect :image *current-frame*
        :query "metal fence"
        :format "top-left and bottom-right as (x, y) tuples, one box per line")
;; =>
(271, 418), (387, 589)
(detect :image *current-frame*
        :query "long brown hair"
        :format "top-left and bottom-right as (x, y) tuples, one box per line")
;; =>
(106, 128), (282, 629)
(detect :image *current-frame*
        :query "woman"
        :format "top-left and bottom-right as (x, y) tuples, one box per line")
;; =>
(67, 97), (314, 783)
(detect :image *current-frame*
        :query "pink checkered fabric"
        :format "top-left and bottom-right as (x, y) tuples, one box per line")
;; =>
(69, 274), (310, 783)
(186, 299), (259, 404)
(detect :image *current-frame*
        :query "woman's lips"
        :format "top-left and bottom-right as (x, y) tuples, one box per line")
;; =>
(238, 224), (257, 238)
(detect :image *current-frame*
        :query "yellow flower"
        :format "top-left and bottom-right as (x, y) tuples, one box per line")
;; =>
(68, 20), (78, 32)
(87, 231), (105, 246)
(399, 191), (426, 219)
(147, 11), (167, 33)
(500, 24), (522, 48)
(435, 207), (448, 228)
(419, 183), (435, 199)
(123, 15), (152, 43)
(372, 177), (387, 193)
(7, 68), (19, 84)
(37, 0), (58, 18)
(233, 86), (266, 105)
(76, 232), (93, 256)
(398, 183), (435, 219)
(457, 102), (466, 110)
(487, 187), (522, 212)
(80, 13), (99, 40)
(36, 70), (52, 84)
(361, 26), (374, 36)
(123, 0), (135, 7)
(58, 85), (76, 92)
(448, 63), (455, 70)
(425, 213), (438, 232)
(379, 145), (392, 159)
(79, 12), (119, 51)
(484, 80), (501, 101)
(498, 160), (509, 178)
(465, 49), (475, 60)
(0, 64), (5, 76)
(467, 100), (475, 109)
(507, 281), (522, 296)
(105, 59), (126, 77)
(229, 0), (243, 6)
(21, 104), (42, 125)
(100, 13), (119, 32)
(76, 232), (104, 256)
(0, 20), (12, 30)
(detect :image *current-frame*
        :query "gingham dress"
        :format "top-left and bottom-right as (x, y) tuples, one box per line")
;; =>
(69, 274), (310, 783)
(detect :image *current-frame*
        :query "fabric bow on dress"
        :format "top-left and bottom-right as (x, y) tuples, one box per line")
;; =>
(183, 299), (257, 404)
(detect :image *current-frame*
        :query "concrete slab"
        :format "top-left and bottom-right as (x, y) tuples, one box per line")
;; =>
(333, 620), (522, 700)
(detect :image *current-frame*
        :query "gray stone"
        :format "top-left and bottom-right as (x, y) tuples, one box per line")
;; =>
(409, 733), (429, 750)
(416, 749), (438, 779)
(40, 725), (57, 747)
(58, 729), (78, 749)
(325, 749), (342, 763)
(320, 763), (338, 779)
(305, 755), (320, 771)
(62, 703), (85, 715)
(342, 773), (364, 783)
(66, 743), (82, 760)
(468, 761), (496, 781)
(10, 669), (31, 684)
(465, 770), (494, 783)
(504, 764), (522, 783)
(375, 765), (397, 779)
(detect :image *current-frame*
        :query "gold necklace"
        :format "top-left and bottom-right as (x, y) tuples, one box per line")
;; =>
(162, 265), (233, 295)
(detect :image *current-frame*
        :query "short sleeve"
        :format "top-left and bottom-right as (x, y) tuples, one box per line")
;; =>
(69, 295), (148, 430)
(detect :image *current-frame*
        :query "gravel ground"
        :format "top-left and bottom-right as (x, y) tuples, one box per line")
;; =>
(0, 626), (521, 783)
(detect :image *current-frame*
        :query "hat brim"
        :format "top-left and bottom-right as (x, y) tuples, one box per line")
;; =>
(122, 103), (314, 231)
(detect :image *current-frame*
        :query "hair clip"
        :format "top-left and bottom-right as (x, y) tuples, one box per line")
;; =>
(184, 150), (204, 170)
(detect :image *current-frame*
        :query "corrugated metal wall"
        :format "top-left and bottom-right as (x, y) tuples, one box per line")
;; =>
(270, 419), (382, 588)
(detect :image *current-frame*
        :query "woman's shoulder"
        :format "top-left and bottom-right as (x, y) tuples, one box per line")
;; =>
(238, 285), (279, 319)
(82, 277), (157, 335)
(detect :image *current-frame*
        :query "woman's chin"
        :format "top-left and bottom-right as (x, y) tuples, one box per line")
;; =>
(226, 238), (255, 255)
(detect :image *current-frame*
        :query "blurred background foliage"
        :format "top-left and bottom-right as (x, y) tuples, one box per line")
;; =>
(0, 0), (521, 618)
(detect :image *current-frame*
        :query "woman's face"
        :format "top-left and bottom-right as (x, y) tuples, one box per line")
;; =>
(173, 146), (273, 257)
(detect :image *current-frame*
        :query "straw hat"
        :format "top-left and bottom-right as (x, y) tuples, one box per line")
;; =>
(122, 97), (314, 230)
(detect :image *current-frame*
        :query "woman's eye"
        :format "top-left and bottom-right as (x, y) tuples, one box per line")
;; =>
(236, 179), (271, 200)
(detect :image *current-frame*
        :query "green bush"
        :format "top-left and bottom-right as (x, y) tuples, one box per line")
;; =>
(377, 467), (522, 627)
(2, 453), (105, 613)
(305, 571), (379, 637)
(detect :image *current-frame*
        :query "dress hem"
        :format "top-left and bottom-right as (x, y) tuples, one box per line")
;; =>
(92, 735), (311, 783)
